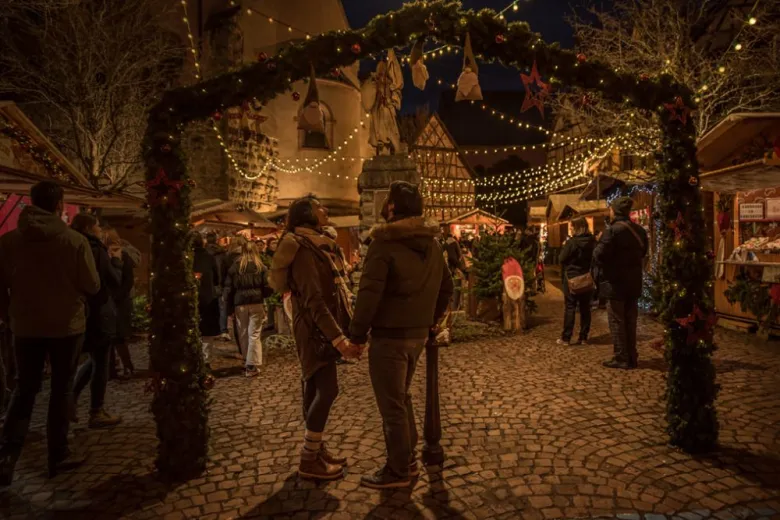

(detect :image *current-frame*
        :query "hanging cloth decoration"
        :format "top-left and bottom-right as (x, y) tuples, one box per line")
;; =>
(298, 64), (326, 135)
(410, 38), (429, 91)
(456, 33), (482, 102)
(520, 61), (550, 118)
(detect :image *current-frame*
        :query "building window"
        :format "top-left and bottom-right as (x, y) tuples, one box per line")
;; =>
(298, 102), (334, 150)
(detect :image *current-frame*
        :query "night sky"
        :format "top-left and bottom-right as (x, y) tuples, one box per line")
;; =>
(341, 0), (605, 111)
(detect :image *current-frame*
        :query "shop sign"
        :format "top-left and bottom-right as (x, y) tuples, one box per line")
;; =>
(766, 199), (780, 220)
(739, 202), (765, 221)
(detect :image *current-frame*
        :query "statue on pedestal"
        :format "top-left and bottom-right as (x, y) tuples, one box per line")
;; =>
(361, 49), (403, 156)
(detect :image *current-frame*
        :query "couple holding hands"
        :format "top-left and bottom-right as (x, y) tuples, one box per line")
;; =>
(270, 181), (453, 489)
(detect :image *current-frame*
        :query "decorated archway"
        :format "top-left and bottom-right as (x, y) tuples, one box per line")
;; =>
(144, 0), (716, 479)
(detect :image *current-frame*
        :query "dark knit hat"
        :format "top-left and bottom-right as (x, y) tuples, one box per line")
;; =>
(611, 196), (634, 218)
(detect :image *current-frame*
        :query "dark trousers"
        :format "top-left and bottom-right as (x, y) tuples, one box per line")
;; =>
(302, 362), (339, 432)
(0, 335), (83, 463)
(562, 290), (593, 342)
(608, 299), (639, 365)
(369, 337), (424, 478)
(73, 331), (111, 411)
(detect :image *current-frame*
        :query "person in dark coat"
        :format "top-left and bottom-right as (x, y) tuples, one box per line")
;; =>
(221, 235), (248, 343)
(558, 218), (597, 345)
(350, 181), (454, 490)
(594, 197), (649, 369)
(269, 195), (358, 482)
(0, 182), (100, 483)
(106, 230), (140, 378)
(224, 241), (272, 377)
(205, 233), (228, 337)
(71, 214), (123, 429)
(193, 234), (220, 365)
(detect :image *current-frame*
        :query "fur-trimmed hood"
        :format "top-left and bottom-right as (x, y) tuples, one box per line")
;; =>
(369, 217), (440, 241)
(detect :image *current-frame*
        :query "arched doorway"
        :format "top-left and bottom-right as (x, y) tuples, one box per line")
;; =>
(143, 1), (716, 478)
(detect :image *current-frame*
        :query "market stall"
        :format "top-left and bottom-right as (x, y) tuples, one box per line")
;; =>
(697, 113), (780, 334)
(444, 208), (508, 239)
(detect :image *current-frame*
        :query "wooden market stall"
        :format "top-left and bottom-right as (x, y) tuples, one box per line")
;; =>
(443, 208), (508, 239)
(697, 113), (780, 334)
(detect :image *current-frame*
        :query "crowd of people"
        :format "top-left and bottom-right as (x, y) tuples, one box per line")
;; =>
(558, 197), (649, 369)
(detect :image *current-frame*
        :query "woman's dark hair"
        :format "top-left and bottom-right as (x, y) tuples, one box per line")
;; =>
(286, 194), (320, 232)
(388, 181), (423, 218)
(71, 213), (99, 235)
(572, 217), (589, 234)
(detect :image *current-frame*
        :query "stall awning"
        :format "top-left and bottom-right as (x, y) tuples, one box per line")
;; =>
(579, 170), (655, 201)
(444, 208), (509, 226)
(697, 112), (780, 193)
(192, 202), (277, 230)
(557, 200), (609, 222)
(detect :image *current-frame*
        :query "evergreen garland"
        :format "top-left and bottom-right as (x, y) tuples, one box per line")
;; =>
(143, 0), (716, 473)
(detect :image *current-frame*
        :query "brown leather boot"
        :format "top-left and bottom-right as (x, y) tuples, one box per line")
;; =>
(319, 443), (347, 466)
(298, 456), (344, 481)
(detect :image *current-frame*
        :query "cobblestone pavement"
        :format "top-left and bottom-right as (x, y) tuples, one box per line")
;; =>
(1, 282), (779, 520)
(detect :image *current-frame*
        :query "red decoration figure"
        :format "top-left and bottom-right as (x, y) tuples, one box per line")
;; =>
(665, 96), (693, 125)
(257, 52), (268, 63)
(212, 111), (223, 121)
(771, 284), (780, 305)
(292, 91), (301, 101)
(146, 168), (185, 208)
(689, 176), (698, 186)
(351, 43), (362, 54)
(576, 53), (587, 63)
(668, 212), (688, 241)
(495, 34), (506, 44)
(520, 61), (550, 118)
(675, 305), (718, 345)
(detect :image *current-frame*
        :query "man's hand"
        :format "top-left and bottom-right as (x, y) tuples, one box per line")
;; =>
(335, 338), (362, 360)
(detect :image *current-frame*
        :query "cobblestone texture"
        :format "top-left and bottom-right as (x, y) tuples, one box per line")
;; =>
(1, 282), (779, 519)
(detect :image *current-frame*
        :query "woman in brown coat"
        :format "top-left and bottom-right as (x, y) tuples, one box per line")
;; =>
(269, 195), (359, 481)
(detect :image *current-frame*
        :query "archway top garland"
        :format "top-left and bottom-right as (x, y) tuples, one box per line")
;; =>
(148, 0), (695, 134)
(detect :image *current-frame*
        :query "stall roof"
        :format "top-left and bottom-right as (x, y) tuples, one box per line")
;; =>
(192, 202), (277, 230)
(579, 170), (655, 200)
(697, 112), (780, 170)
(529, 206), (546, 221)
(445, 208), (509, 226)
(545, 194), (581, 221)
(697, 112), (780, 193)
(557, 200), (609, 222)
(0, 102), (142, 209)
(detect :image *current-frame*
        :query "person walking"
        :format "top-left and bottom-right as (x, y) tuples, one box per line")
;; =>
(594, 197), (648, 369)
(71, 214), (123, 429)
(269, 195), (358, 482)
(193, 234), (221, 368)
(557, 217), (596, 346)
(222, 235), (248, 344)
(350, 181), (453, 489)
(225, 241), (272, 377)
(110, 232), (140, 378)
(205, 233), (228, 340)
(0, 182), (100, 483)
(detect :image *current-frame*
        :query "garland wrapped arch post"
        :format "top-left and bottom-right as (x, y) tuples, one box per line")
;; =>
(144, 0), (717, 476)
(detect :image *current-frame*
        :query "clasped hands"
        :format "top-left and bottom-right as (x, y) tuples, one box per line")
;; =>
(335, 338), (365, 360)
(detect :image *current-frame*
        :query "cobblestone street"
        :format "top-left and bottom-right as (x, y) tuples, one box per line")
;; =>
(1, 282), (779, 520)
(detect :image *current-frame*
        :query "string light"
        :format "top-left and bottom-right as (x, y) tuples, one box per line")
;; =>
(180, 0), (201, 80)
(245, 7), (311, 39)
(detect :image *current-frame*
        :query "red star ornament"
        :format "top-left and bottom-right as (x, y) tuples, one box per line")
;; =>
(664, 96), (693, 125)
(520, 61), (550, 118)
(146, 168), (185, 208)
(668, 212), (688, 241)
(675, 305), (717, 346)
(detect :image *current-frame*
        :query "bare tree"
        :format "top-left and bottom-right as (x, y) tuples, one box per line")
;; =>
(552, 0), (780, 143)
(0, 0), (184, 191)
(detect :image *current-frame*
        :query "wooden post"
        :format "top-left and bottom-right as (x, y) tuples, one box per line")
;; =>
(422, 338), (444, 466)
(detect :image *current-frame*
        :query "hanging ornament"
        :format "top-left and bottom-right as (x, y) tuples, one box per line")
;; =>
(212, 111), (223, 121)
(495, 34), (506, 44)
(292, 91), (301, 101)
(576, 53), (587, 63)
(668, 212), (689, 241)
(706, 250), (716, 261)
(351, 43), (362, 55)
(409, 38), (429, 91)
(455, 33), (483, 102)
(202, 374), (216, 391)
(688, 176), (698, 186)
(298, 63), (326, 135)
(639, 73), (650, 82)
(160, 144), (172, 153)
(520, 61), (550, 117)
(664, 96), (693, 125)
(330, 68), (341, 78)
(257, 52), (268, 63)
